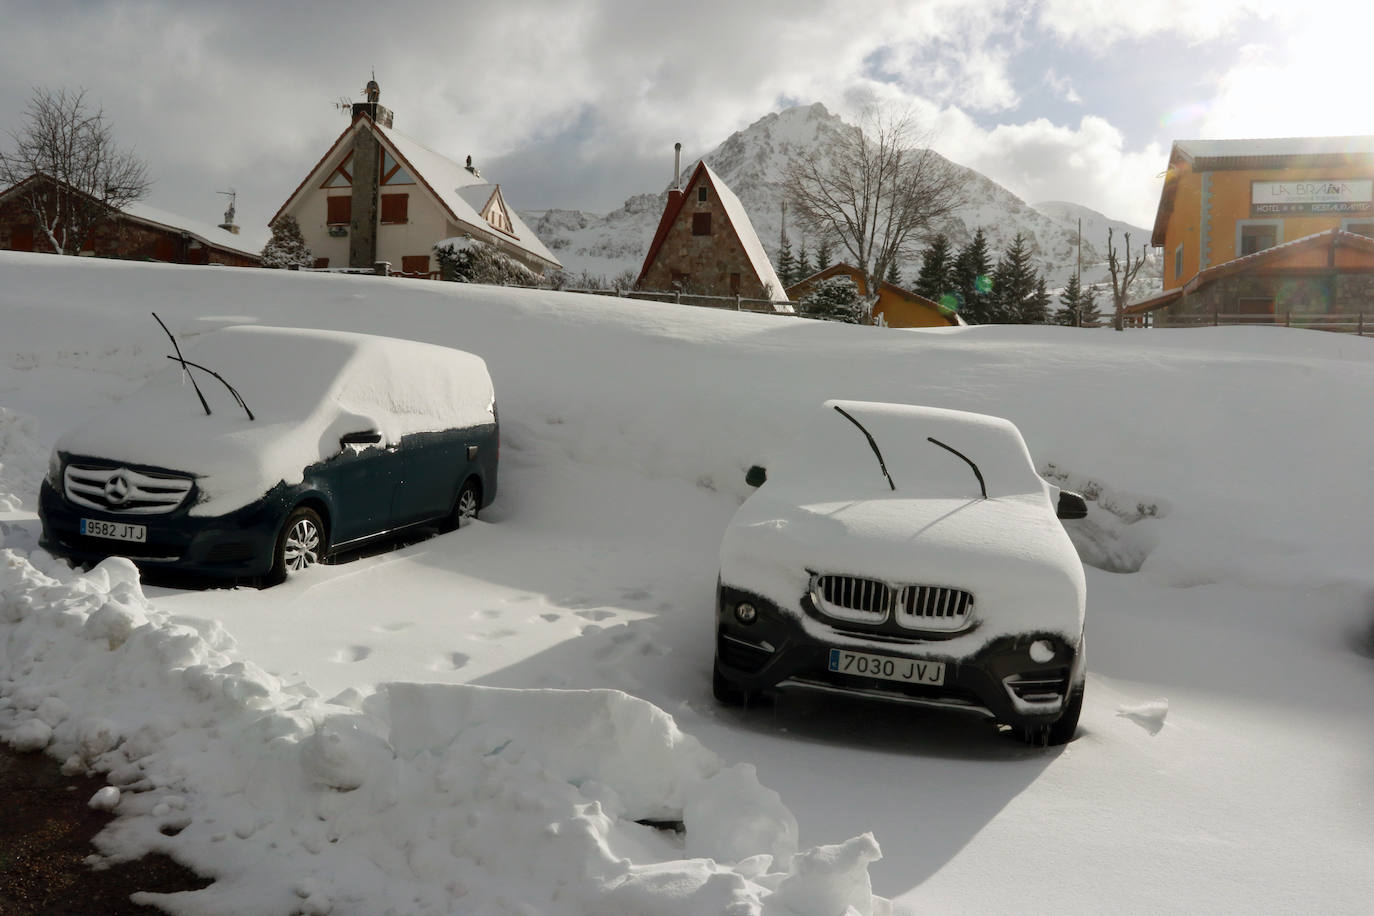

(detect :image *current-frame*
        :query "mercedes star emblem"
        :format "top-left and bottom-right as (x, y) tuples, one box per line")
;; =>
(104, 472), (131, 505)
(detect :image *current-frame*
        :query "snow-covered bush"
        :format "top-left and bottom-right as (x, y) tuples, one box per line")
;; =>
(260, 215), (313, 270)
(434, 236), (540, 286)
(799, 275), (866, 324)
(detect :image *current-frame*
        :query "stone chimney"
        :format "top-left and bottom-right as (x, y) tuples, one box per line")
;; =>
(348, 77), (388, 268)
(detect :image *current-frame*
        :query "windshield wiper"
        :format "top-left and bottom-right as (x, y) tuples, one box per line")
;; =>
(152, 313), (255, 420)
(833, 405), (895, 491)
(927, 437), (987, 499)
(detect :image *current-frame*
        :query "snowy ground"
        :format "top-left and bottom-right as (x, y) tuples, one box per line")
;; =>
(1, 253), (1372, 914)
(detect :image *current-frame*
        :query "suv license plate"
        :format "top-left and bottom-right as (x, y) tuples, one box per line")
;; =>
(828, 648), (945, 685)
(81, 518), (147, 543)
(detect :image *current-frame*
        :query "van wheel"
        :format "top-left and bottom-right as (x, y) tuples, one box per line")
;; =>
(442, 478), (481, 532)
(272, 507), (326, 582)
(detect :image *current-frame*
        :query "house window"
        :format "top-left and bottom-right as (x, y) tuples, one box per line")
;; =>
(322, 152), (353, 188)
(9, 226), (33, 251)
(1342, 220), (1374, 239)
(1174, 245), (1183, 280)
(380, 151), (415, 185)
(401, 255), (430, 276)
(380, 194), (409, 224)
(327, 196), (351, 225)
(1238, 221), (1280, 256)
(692, 213), (711, 236)
(698, 186), (708, 203)
(313, 257), (330, 269)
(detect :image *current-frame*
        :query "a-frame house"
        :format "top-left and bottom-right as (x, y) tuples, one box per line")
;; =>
(636, 160), (786, 302)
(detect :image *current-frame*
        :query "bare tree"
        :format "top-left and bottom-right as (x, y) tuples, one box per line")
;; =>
(784, 107), (963, 319)
(1106, 227), (1147, 331)
(0, 87), (150, 255)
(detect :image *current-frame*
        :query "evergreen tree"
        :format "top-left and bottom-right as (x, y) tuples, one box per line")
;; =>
(988, 232), (1038, 323)
(796, 240), (813, 280)
(913, 234), (952, 302)
(815, 239), (832, 271)
(1053, 274), (1085, 326)
(951, 228), (992, 323)
(798, 275), (865, 324)
(1079, 283), (1103, 326)
(884, 259), (902, 287)
(435, 237), (539, 286)
(776, 236), (796, 287)
(1023, 275), (1051, 325)
(261, 215), (313, 269)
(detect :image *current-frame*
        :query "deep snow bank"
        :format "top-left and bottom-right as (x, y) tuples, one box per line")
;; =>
(0, 530), (885, 915)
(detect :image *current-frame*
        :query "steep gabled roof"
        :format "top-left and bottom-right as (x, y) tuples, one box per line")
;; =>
(271, 116), (560, 270)
(635, 161), (786, 300)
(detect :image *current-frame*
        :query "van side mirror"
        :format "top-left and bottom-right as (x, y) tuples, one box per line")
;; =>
(340, 430), (383, 449)
(1056, 491), (1088, 520)
(745, 465), (767, 488)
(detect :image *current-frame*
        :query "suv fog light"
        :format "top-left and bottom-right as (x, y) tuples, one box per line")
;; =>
(1029, 639), (1055, 663)
(735, 602), (758, 624)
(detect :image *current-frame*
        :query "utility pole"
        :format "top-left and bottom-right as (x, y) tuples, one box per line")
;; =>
(1076, 217), (1082, 327)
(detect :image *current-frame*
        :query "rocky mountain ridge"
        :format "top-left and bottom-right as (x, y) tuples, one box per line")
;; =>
(525, 103), (1161, 299)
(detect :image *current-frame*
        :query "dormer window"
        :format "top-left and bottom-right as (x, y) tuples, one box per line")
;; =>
(698, 186), (708, 203)
(479, 186), (516, 237)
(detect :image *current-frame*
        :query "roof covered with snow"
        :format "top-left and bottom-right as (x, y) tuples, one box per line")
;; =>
(122, 201), (269, 259)
(700, 163), (786, 300)
(1173, 136), (1374, 163)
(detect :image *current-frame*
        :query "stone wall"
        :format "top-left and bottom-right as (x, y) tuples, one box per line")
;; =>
(638, 188), (770, 299)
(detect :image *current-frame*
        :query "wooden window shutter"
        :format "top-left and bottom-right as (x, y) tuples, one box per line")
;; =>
(692, 212), (711, 236)
(401, 255), (430, 276)
(380, 194), (409, 224)
(327, 196), (351, 225)
(10, 226), (34, 251)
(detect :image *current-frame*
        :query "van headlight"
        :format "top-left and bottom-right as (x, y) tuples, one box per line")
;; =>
(46, 450), (62, 487)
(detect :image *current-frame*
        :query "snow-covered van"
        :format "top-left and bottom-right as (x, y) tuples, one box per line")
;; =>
(39, 325), (498, 584)
(714, 400), (1088, 745)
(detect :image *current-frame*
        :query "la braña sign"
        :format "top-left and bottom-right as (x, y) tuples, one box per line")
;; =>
(1252, 179), (1374, 215)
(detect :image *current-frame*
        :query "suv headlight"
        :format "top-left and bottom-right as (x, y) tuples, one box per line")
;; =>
(46, 450), (62, 487)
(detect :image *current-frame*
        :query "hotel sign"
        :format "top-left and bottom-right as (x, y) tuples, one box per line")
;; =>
(1252, 179), (1373, 215)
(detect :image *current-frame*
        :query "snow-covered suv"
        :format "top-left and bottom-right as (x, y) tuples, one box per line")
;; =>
(714, 400), (1088, 745)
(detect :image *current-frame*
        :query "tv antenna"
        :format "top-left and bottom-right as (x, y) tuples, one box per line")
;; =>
(216, 188), (237, 225)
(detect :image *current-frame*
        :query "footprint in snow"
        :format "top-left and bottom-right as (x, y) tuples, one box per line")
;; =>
(447, 652), (469, 670)
(1117, 698), (1168, 735)
(376, 621), (414, 633)
(337, 645), (372, 663)
(575, 609), (616, 622)
(540, 613), (562, 623)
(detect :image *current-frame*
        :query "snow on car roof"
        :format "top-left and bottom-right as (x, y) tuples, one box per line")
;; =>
(771, 400), (1046, 499)
(57, 325), (495, 514)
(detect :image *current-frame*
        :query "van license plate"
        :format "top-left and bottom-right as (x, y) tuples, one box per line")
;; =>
(828, 648), (945, 685)
(81, 518), (147, 543)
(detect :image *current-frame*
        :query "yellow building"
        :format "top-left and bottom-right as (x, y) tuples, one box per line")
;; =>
(1138, 136), (1374, 323)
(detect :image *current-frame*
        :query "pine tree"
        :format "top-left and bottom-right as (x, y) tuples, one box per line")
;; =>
(914, 234), (952, 302)
(261, 215), (313, 269)
(796, 240), (813, 280)
(1053, 274), (1084, 326)
(1079, 283), (1103, 326)
(776, 236), (795, 287)
(989, 233), (1038, 323)
(1024, 275), (1051, 325)
(884, 259), (902, 287)
(815, 239), (832, 271)
(951, 229), (992, 324)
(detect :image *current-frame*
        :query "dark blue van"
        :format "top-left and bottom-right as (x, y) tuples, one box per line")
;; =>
(39, 325), (498, 584)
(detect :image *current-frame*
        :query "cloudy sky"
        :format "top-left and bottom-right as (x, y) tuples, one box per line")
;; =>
(3, 0), (1369, 240)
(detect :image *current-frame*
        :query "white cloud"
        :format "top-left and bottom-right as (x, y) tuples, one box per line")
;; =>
(934, 113), (1166, 228)
(1036, 0), (1285, 47)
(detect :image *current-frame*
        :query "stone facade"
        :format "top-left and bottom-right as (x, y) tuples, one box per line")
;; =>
(636, 163), (784, 301)
(0, 189), (259, 266)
